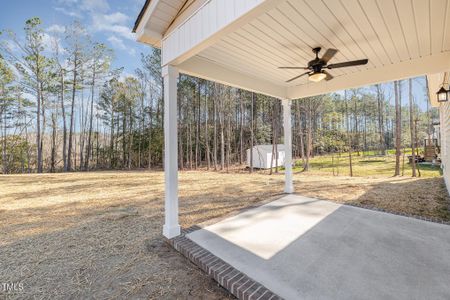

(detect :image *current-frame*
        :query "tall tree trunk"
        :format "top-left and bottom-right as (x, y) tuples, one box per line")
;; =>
(296, 101), (305, 166)
(50, 109), (57, 173)
(205, 83), (210, 170)
(122, 112), (126, 167)
(1, 98), (6, 174)
(36, 79), (42, 173)
(239, 90), (244, 165)
(85, 64), (96, 171)
(128, 106), (133, 169)
(220, 97), (225, 171)
(109, 111), (114, 168)
(178, 94), (184, 170)
(195, 81), (200, 169)
(409, 78), (417, 177)
(67, 58), (77, 171)
(60, 70), (68, 171)
(376, 84), (386, 155)
(354, 95), (360, 156)
(249, 92), (254, 173)
(213, 84), (218, 170)
(414, 119), (421, 177)
(345, 91), (353, 177)
(147, 85), (153, 169)
(304, 104), (312, 171)
(394, 80), (401, 176)
(40, 82), (46, 172)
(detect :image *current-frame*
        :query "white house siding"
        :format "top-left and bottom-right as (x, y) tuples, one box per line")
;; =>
(441, 101), (450, 194)
(161, 0), (275, 66)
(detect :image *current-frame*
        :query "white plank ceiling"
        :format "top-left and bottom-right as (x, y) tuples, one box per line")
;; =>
(196, 0), (450, 87)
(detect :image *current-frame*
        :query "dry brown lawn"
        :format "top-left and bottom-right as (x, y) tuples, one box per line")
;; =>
(0, 170), (449, 299)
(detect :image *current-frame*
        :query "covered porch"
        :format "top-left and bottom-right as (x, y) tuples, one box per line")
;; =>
(185, 194), (450, 299)
(134, 0), (450, 239)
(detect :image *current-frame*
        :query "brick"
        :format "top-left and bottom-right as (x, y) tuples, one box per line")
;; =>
(224, 270), (242, 290)
(198, 253), (214, 269)
(212, 263), (229, 280)
(220, 268), (240, 288)
(238, 280), (255, 299)
(216, 266), (233, 282)
(168, 229), (283, 300)
(244, 284), (261, 300)
(230, 275), (247, 295)
(207, 259), (224, 275)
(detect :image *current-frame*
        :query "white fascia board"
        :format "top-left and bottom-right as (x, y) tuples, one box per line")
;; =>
(178, 56), (286, 99)
(162, 0), (284, 66)
(136, 28), (163, 47)
(135, 0), (163, 47)
(287, 52), (450, 100)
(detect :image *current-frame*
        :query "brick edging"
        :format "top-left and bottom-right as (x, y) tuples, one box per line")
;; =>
(168, 233), (282, 300)
(345, 203), (450, 225)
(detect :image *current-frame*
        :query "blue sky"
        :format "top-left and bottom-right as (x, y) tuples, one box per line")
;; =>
(0, 0), (149, 75)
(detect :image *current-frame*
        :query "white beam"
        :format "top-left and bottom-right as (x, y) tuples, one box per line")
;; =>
(178, 56), (286, 99)
(282, 99), (294, 194)
(162, 65), (181, 239)
(287, 52), (450, 100)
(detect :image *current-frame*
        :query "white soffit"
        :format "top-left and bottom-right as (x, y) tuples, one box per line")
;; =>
(135, 0), (186, 46)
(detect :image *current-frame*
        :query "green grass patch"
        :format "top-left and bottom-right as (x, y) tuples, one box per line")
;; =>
(292, 151), (442, 178)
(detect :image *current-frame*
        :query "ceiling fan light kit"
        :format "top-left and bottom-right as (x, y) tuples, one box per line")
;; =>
(279, 47), (369, 83)
(309, 71), (327, 82)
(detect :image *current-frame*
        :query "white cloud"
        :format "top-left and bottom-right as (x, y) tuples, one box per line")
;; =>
(81, 0), (109, 12)
(56, 0), (78, 4)
(52, 0), (137, 55)
(93, 12), (135, 41)
(107, 36), (136, 56)
(54, 7), (83, 18)
(41, 33), (65, 54)
(101, 12), (129, 24)
(47, 24), (65, 34)
(107, 36), (125, 48)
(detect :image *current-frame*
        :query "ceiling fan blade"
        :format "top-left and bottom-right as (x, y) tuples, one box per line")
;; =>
(278, 66), (309, 69)
(327, 59), (368, 69)
(321, 48), (338, 63)
(323, 70), (334, 81)
(286, 72), (310, 83)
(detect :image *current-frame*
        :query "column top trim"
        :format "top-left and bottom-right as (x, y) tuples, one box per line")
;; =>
(162, 65), (179, 78)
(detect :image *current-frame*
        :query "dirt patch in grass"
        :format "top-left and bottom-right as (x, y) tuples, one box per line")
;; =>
(0, 170), (448, 299)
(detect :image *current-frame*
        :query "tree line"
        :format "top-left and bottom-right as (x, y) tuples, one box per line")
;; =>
(0, 18), (435, 175)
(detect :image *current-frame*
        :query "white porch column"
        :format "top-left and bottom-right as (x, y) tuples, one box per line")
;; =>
(282, 99), (294, 194)
(162, 65), (181, 238)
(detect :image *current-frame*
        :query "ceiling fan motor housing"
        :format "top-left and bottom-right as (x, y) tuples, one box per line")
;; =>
(280, 47), (368, 83)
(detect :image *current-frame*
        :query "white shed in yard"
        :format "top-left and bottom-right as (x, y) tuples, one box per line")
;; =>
(247, 145), (285, 169)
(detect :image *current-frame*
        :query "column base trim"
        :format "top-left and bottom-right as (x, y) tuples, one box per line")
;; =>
(284, 185), (294, 194)
(163, 224), (181, 238)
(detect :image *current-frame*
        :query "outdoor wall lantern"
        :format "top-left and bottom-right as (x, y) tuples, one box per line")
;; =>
(437, 73), (449, 103)
(436, 86), (448, 103)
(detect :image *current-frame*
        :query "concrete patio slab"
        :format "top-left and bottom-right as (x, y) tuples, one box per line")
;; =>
(187, 195), (450, 300)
